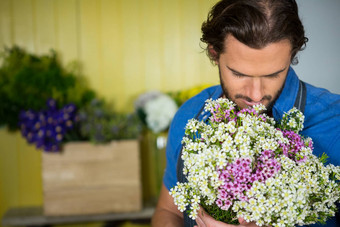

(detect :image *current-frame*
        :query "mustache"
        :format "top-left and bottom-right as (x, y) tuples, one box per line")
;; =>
(234, 94), (272, 102)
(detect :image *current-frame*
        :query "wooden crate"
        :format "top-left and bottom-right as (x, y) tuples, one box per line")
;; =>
(42, 140), (142, 216)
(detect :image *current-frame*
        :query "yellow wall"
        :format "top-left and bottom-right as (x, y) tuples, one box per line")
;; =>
(0, 0), (219, 226)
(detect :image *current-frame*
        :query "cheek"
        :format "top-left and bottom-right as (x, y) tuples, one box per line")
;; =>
(227, 80), (245, 95)
(221, 72), (243, 92)
(223, 76), (250, 95)
(265, 78), (286, 93)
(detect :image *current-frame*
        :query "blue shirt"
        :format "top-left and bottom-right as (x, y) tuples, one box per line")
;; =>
(163, 67), (340, 226)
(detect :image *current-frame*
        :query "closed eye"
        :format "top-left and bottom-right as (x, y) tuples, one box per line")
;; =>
(264, 73), (280, 79)
(232, 72), (247, 78)
(227, 66), (286, 79)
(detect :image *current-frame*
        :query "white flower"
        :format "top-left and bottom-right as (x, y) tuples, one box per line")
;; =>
(142, 93), (178, 133)
(288, 118), (297, 128)
(253, 103), (266, 113)
(191, 195), (200, 204)
(134, 90), (162, 109)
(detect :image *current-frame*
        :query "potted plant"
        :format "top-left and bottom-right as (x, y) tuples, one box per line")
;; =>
(134, 91), (178, 204)
(0, 46), (143, 215)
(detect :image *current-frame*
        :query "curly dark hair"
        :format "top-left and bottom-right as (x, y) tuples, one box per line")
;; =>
(201, 0), (308, 64)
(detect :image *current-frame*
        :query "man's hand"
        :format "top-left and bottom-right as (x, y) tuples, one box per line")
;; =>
(194, 206), (260, 227)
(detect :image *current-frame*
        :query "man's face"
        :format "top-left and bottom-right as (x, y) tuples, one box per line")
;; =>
(216, 35), (292, 111)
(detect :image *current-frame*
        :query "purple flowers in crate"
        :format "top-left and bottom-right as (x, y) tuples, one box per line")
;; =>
(19, 99), (77, 151)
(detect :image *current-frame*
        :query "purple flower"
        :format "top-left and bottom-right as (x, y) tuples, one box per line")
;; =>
(279, 130), (309, 163)
(222, 200), (232, 210)
(216, 199), (223, 207)
(19, 99), (77, 152)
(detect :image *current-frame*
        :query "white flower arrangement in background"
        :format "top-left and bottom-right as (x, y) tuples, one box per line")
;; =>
(135, 91), (178, 133)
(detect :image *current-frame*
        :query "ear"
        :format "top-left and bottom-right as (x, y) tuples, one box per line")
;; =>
(208, 44), (218, 65)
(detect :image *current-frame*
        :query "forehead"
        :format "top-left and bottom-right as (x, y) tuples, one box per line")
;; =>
(220, 35), (292, 76)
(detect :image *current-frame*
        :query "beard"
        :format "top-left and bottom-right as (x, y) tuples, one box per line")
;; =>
(218, 68), (285, 113)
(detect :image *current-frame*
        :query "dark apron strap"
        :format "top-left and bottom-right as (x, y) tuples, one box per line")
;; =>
(294, 80), (307, 113)
(177, 146), (196, 226)
(177, 81), (307, 226)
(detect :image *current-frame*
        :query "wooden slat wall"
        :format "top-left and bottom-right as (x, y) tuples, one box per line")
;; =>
(0, 0), (219, 226)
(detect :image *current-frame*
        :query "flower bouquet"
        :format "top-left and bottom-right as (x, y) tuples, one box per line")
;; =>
(18, 97), (142, 152)
(170, 98), (340, 227)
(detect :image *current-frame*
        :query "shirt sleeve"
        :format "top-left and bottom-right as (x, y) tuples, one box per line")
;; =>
(162, 108), (186, 191)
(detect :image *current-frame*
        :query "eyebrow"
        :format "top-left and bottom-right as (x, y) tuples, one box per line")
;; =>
(226, 66), (287, 77)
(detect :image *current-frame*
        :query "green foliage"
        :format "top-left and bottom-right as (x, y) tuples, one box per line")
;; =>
(0, 46), (95, 130)
(319, 153), (329, 164)
(201, 201), (240, 225)
(75, 98), (142, 143)
(0, 46), (141, 148)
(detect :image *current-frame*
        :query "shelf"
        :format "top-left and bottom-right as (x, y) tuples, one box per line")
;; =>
(2, 206), (155, 227)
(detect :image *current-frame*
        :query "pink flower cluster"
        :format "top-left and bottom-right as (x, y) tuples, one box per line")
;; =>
(216, 150), (281, 210)
(210, 104), (235, 123)
(237, 108), (257, 116)
(210, 105), (267, 125)
(279, 130), (313, 162)
(236, 108), (268, 122)
(255, 150), (281, 182)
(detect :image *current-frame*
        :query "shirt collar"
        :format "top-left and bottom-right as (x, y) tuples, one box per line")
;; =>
(272, 66), (300, 121)
(198, 85), (224, 122)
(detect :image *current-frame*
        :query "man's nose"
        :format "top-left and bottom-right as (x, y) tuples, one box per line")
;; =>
(248, 78), (264, 102)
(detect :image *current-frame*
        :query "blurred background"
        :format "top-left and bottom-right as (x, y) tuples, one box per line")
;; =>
(0, 0), (339, 227)
(295, 0), (340, 94)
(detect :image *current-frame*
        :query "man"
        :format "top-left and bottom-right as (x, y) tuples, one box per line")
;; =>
(152, 0), (340, 226)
